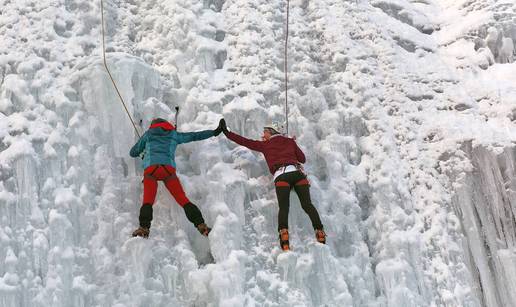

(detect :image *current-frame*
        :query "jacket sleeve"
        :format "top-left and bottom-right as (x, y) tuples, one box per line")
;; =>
(175, 130), (214, 144)
(226, 131), (265, 152)
(130, 133), (147, 157)
(294, 140), (306, 163)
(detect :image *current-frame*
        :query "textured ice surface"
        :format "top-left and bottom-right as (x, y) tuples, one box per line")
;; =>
(442, 143), (516, 307)
(1, 0), (516, 306)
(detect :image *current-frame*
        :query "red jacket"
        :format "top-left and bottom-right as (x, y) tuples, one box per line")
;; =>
(226, 131), (306, 174)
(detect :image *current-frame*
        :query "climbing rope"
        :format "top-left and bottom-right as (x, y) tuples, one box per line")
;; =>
(284, 0), (290, 135)
(100, 0), (141, 138)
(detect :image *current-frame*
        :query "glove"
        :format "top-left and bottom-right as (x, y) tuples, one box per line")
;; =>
(213, 119), (224, 136)
(213, 118), (227, 136)
(219, 118), (229, 135)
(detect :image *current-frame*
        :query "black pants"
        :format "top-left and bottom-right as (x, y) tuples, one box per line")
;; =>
(274, 170), (323, 231)
(139, 202), (205, 229)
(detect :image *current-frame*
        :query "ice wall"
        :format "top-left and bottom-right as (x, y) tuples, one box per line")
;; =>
(1, 0), (516, 306)
(0, 52), (164, 306)
(442, 143), (516, 307)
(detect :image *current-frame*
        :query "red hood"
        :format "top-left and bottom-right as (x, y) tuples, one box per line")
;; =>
(149, 122), (175, 130)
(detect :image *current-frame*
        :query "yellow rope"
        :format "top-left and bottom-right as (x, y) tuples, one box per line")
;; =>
(284, 0), (290, 135)
(100, 0), (141, 138)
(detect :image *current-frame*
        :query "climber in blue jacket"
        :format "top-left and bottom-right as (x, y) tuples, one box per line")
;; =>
(130, 118), (223, 238)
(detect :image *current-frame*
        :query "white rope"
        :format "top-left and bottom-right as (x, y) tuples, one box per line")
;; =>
(100, 0), (141, 138)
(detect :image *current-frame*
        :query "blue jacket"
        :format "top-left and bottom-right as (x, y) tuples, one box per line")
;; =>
(130, 122), (214, 169)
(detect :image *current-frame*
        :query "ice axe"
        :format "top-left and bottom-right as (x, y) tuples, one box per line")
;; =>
(175, 106), (180, 129)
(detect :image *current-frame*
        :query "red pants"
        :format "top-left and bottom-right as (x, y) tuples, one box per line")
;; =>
(142, 165), (190, 207)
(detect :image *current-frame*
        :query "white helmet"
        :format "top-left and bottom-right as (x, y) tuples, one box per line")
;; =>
(263, 122), (285, 135)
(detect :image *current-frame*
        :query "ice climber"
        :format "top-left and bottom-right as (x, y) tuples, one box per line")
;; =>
(130, 118), (224, 238)
(218, 119), (326, 250)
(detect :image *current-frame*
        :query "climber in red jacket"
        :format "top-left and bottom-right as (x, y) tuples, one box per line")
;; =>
(219, 119), (325, 251)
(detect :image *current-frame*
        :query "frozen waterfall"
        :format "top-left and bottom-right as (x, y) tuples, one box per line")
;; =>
(1, 0), (516, 306)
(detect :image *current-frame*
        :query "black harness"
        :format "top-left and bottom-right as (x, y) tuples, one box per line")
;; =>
(144, 165), (178, 182)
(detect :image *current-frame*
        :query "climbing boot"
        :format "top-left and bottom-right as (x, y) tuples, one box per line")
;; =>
(197, 223), (211, 237)
(279, 229), (290, 251)
(315, 229), (326, 244)
(132, 227), (150, 238)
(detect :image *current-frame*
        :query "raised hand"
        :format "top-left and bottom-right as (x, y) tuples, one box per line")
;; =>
(213, 118), (226, 136)
(219, 118), (229, 136)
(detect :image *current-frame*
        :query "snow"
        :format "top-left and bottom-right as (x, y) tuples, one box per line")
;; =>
(1, 0), (516, 306)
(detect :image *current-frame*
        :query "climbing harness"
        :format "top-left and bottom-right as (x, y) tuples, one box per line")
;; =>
(100, 0), (141, 138)
(144, 165), (178, 183)
(284, 0), (290, 135)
